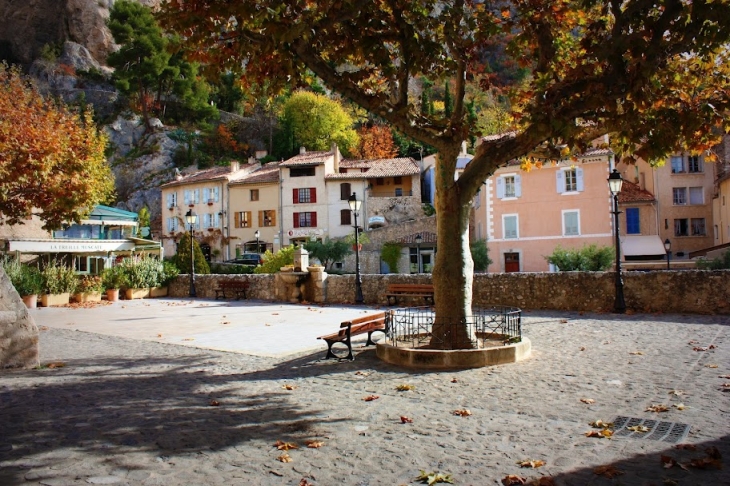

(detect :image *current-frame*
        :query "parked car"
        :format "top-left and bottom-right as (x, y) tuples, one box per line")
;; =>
(223, 253), (263, 266)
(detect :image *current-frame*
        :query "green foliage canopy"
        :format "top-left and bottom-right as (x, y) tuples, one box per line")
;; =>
(175, 233), (211, 274)
(304, 238), (351, 270)
(545, 245), (614, 272)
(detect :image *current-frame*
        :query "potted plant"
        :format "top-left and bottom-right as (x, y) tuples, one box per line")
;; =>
(101, 266), (125, 301)
(2, 259), (43, 308)
(344, 231), (370, 251)
(72, 275), (103, 303)
(118, 256), (160, 299)
(40, 260), (77, 307)
(151, 261), (179, 297)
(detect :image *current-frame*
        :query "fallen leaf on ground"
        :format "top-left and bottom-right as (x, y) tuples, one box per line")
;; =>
(355, 371), (371, 376)
(501, 475), (526, 485)
(182, 338), (195, 341)
(452, 409), (472, 417)
(157, 334), (163, 338)
(689, 448), (723, 470)
(39, 326), (49, 331)
(627, 425), (649, 433)
(529, 478), (556, 486)
(209, 399), (220, 406)
(396, 384), (415, 391)
(719, 375), (730, 379)
(705, 364), (719, 368)
(629, 351), (643, 355)
(221, 321), (230, 325)
(400, 416), (414, 424)
(668, 389), (685, 396)
(45, 362), (66, 369)
(693, 346), (708, 351)
(589, 420), (613, 429)
(560, 319), (568, 323)
(305, 440), (324, 448)
(580, 398), (595, 404)
(645, 404), (669, 412)
(363, 395), (379, 401)
(299, 479), (312, 486)
(675, 444), (698, 451)
(585, 429), (613, 438)
(593, 465), (623, 478)
(272, 313), (279, 315)
(451, 378), (458, 383)
(673, 403), (687, 410)
(274, 440), (299, 451)
(283, 384), (297, 390)
(277, 453), (292, 463)
(688, 340), (700, 344)
(517, 459), (545, 468)
(416, 470), (454, 485)
(579, 346), (586, 351)
(661, 455), (677, 469)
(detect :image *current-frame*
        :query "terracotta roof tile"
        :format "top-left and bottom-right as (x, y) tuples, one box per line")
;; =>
(618, 180), (655, 203)
(280, 150), (332, 166)
(394, 232), (437, 244)
(160, 164), (252, 188)
(326, 158), (419, 180)
(230, 163), (281, 185)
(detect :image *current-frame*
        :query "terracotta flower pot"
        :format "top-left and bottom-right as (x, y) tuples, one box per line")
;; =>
(21, 295), (37, 309)
(106, 289), (120, 302)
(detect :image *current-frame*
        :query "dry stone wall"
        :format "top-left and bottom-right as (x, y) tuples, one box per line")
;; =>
(169, 270), (730, 314)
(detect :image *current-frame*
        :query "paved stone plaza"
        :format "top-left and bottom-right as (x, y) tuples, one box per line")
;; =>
(1, 299), (728, 485)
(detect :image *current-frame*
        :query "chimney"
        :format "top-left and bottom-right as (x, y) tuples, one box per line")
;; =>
(331, 142), (340, 172)
(300, 146), (306, 155)
(230, 160), (240, 172)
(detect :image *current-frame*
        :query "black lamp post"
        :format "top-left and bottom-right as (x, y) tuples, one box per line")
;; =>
(185, 209), (198, 297)
(608, 169), (626, 313)
(415, 233), (423, 273)
(255, 229), (261, 254)
(348, 192), (364, 304)
(664, 238), (672, 270)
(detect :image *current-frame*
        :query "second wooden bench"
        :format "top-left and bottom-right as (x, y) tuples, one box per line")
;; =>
(385, 283), (434, 306)
(214, 280), (249, 300)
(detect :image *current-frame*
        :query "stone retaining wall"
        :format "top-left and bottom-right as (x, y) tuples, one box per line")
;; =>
(168, 270), (730, 315)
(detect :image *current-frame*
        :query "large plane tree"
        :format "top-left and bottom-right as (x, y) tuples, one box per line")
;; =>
(161, 0), (730, 348)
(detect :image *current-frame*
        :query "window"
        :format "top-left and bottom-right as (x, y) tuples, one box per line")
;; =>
(202, 187), (219, 204)
(497, 174), (522, 199)
(503, 214), (519, 239)
(293, 188), (316, 204)
(394, 176), (403, 184)
(556, 167), (583, 193)
(340, 209), (352, 225)
(395, 187), (403, 197)
(672, 187), (687, 205)
(293, 212), (317, 228)
(376, 178), (384, 185)
(166, 217), (178, 233)
(259, 210), (276, 227)
(290, 167), (315, 177)
(671, 155), (685, 173)
(626, 208), (640, 234)
(235, 211), (252, 228)
(340, 183), (351, 200)
(562, 210), (580, 236)
(688, 155), (702, 173)
(203, 213), (220, 228)
(691, 218), (706, 236)
(250, 189), (259, 201)
(674, 218), (688, 236)
(689, 187), (704, 205)
(183, 189), (200, 205)
(166, 192), (177, 208)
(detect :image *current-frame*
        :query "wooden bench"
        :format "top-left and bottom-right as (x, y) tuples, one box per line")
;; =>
(317, 311), (392, 360)
(385, 283), (434, 306)
(214, 280), (249, 300)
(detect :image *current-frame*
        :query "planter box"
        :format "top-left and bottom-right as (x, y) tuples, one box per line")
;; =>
(124, 288), (150, 300)
(21, 295), (38, 309)
(149, 286), (168, 298)
(71, 292), (102, 303)
(40, 293), (70, 307)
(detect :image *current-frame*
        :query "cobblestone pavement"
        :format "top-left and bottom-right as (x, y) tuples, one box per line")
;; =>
(1, 302), (728, 485)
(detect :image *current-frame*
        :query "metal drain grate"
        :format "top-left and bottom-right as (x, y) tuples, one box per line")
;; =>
(611, 416), (691, 443)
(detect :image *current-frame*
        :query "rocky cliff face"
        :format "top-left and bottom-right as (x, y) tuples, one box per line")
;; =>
(0, 0), (161, 66)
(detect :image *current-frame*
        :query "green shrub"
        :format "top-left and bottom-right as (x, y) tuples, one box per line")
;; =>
(75, 275), (104, 293)
(160, 260), (180, 286)
(210, 263), (255, 274)
(545, 244), (614, 272)
(255, 245), (295, 274)
(101, 266), (126, 290)
(2, 259), (43, 296)
(380, 242), (402, 273)
(174, 233), (210, 274)
(42, 260), (78, 294)
(117, 256), (164, 289)
(696, 249), (730, 270)
(470, 239), (492, 272)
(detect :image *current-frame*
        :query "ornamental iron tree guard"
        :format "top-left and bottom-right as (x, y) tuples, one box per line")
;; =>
(348, 192), (364, 304)
(185, 209), (198, 297)
(608, 169), (626, 313)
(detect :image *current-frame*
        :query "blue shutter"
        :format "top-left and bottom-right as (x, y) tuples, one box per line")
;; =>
(514, 174), (522, 197)
(556, 170), (565, 193)
(576, 167), (584, 191)
(496, 177), (505, 198)
(626, 208), (640, 234)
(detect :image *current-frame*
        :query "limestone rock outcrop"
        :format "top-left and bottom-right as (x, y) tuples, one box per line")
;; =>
(0, 268), (39, 370)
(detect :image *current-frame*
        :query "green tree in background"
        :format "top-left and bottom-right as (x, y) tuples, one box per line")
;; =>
(174, 232), (210, 274)
(470, 240), (492, 272)
(304, 238), (351, 271)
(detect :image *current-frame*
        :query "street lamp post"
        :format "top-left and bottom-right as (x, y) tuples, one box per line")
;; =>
(185, 210), (198, 298)
(348, 192), (365, 304)
(664, 238), (672, 270)
(415, 233), (423, 273)
(608, 169), (626, 313)
(255, 229), (261, 254)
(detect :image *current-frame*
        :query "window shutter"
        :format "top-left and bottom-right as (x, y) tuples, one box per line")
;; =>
(496, 177), (505, 198)
(311, 188), (317, 203)
(576, 168), (584, 191)
(556, 171), (565, 193)
(258, 211), (263, 227)
(293, 188), (299, 204)
(184, 190), (190, 205)
(234, 212), (241, 228)
(341, 209), (351, 225)
(213, 187), (219, 202)
(166, 193), (172, 207)
(514, 175), (522, 197)
(311, 212), (317, 227)
(293, 212), (300, 228)
(269, 211), (276, 226)
(203, 188), (209, 202)
(341, 183), (350, 200)
(194, 189), (200, 203)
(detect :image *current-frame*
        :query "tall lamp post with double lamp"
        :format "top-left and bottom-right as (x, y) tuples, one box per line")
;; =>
(348, 192), (365, 304)
(415, 233), (422, 273)
(185, 210), (198, 298)
(255, 230), (261, 254)
(608, 169), (626, 313)
(664, 238), (672, 270)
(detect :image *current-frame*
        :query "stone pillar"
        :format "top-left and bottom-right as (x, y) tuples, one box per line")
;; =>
(305, 269), (327, 303)
(0, 267), (39, 370)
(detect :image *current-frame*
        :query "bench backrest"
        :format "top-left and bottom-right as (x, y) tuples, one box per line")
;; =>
(338, 311), (391, 337)
(386, 283), (434, 292)
(220, 280), (249, 288)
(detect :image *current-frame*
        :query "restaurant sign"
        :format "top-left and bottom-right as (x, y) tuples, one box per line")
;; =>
(7, 240), (135, 253)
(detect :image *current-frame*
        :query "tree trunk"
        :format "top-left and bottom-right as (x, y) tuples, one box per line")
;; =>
(430, 144), (476, 349)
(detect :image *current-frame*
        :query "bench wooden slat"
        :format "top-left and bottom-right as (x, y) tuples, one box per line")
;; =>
(214, 281), (249, 300)
(317, 311), (391, 360)
(385, 283), (434, 306)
